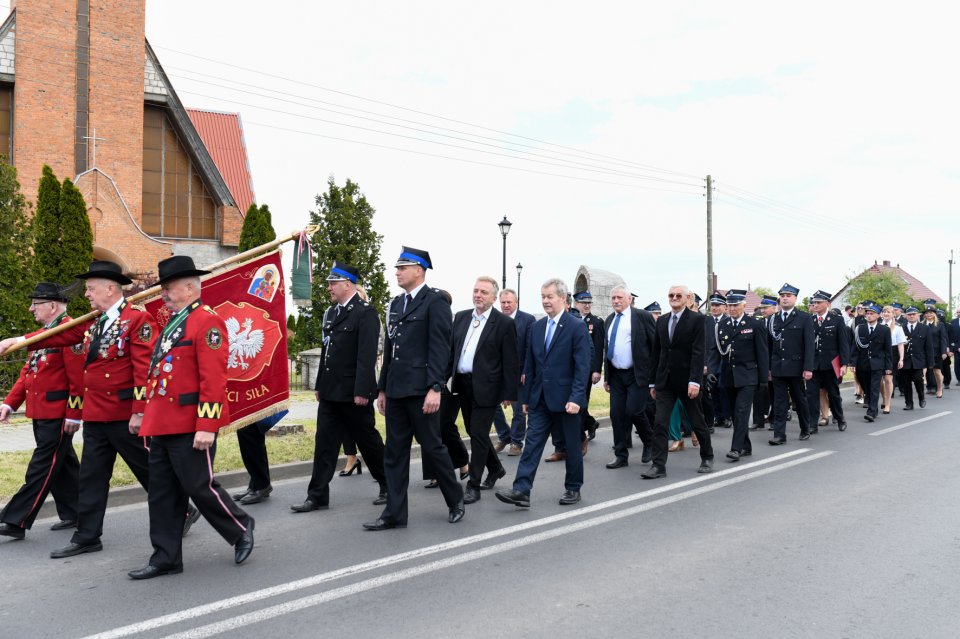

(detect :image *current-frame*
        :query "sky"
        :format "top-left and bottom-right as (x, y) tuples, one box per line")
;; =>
(143, 1), (960, 313)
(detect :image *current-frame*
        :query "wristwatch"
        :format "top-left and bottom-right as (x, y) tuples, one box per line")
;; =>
(430, 383), (443, 392)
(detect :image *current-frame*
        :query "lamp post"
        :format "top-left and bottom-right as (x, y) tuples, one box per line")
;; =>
(498, 216), (512, 291)
(516, 262), (523, 308)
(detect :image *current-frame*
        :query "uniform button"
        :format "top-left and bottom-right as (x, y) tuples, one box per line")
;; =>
(105, 373), (110, 378)
(107, 391), (111, 395)
(84, 387), (88, 391)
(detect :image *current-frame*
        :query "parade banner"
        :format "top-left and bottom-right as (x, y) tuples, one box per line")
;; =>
(143, 250), (289, 432)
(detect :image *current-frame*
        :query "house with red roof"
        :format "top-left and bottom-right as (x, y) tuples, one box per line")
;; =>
(830, 260), (943, 309)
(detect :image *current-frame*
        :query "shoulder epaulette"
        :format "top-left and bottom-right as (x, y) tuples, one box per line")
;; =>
(131, 304), (147, 312)
(203, 305), (218, 315)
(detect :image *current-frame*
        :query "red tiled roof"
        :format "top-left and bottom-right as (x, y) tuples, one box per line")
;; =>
(859, 262), (943, 303)
(186, 109), (256, 214)
(719, 289), (763, 313)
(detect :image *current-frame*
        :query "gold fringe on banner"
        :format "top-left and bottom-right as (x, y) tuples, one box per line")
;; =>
(218, 400), (291, 436)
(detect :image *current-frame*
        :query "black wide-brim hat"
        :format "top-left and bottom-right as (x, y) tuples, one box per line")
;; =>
(156, 255), (210, 285)
(30, 281), (69, 302)
(75, 260), (133, 285)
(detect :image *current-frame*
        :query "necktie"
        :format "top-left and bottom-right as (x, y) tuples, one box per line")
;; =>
(669, 313), (679, 341)
(335, 305), (342, 317)
(403, 294), (412, 313)
(869, 325), (874, 334)
(782, 312), (787, 323)
(608, 313), (622, 360)
(86, 314), (109, 365)
(544, 318), (556, 351)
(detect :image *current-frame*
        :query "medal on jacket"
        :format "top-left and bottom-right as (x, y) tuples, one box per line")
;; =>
(149, 301), (199, 372)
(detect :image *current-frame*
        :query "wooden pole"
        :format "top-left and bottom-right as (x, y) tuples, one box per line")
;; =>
(4, 226), (317, 354)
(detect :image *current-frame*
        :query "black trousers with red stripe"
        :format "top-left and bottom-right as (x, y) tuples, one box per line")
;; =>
(0, 418), (79, 529)
(147, 433), (252, 569)
(71, 420), (150, 545)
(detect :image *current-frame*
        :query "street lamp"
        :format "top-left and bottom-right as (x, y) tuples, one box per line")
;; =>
(516, 262), (523, 308)
(498, 215), (513, 290)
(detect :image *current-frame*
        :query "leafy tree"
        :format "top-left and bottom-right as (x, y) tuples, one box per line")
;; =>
(33, 165), (62, 282)
(58, 178), (93, 317)
(845, 269), (910, 307)
(300, 177), (388, 349)
(287, 314), (297, 331)
(238, 202), (276, 252)
(753, 285), (774, 298)
(0, 159), (37, 389)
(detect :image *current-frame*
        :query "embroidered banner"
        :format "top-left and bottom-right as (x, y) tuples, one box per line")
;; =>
(143, 251), (289, 431)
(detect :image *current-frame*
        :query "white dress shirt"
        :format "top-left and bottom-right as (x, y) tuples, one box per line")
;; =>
(607, 311), (633, 369)
(457, 309), (489, 374)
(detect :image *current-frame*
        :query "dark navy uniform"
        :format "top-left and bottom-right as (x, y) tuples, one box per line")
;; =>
(900, 314), (935, 409)
(302, 286), (387, 509)
(806, 295), (851, 430)
(851, 308), (892, 420)
(580, 310), (605, 435)
(716, 299), (768, 459)
(769, 304), (815, 441)
(377, 271), (463, 526)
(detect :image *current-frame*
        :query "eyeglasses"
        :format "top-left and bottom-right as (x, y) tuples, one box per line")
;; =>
(667, 294), (685, 299)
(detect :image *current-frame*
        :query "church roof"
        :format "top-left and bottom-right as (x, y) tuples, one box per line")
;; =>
(186, 109), (256, 214)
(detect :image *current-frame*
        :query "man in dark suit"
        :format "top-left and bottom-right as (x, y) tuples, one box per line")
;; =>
(292, 262), (387, 514)
(805, 289), (850, 431)
(714, 291), (769, 460)
(949, 309), (960, 385)
(851, 302), (892, 422)
(496, 278), (591, 507)
(449, 276), (518, 503)
(751, 295), (778, 430)
(365, 247), (464, 530)
(643, 284), (714, 478)
(900, 306), (935, 410)
(706, 294), (731, 429)
(492, 289), (535, 456)
(603, 285), (656, 469)
(768, 283), (814, 443)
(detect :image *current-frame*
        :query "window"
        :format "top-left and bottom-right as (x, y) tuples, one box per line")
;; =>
(0, 85), (12, 163)
(142, 106), (216, 239)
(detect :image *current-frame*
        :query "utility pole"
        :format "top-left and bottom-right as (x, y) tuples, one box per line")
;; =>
(706, 175), (713, 298)
(950, 249), (954, 317)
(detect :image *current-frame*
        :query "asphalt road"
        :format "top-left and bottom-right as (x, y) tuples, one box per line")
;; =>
(2, 386), (958, 639)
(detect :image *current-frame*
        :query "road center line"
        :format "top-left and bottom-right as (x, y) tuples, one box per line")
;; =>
(162, 451), (836, 639)
(81, 447), (812, 639)
(868, 411), (952, 436)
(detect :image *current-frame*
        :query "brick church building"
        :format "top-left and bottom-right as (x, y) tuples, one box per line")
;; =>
(0, 0), (256, 283)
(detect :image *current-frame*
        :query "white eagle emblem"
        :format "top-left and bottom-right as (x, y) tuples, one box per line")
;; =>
(225, 317), (265, 370)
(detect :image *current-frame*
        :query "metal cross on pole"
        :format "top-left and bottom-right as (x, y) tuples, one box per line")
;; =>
(82, 128), (107, 167)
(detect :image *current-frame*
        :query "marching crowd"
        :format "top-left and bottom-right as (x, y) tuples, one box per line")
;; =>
(0, 245), (957, 580)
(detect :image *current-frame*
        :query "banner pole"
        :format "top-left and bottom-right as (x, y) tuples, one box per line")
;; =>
(4, 226), (318, 354)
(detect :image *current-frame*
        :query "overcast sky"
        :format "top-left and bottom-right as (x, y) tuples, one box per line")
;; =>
(145, 1), (960, 312)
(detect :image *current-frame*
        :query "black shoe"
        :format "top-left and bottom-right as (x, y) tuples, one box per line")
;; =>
(290, 499), (328, 513)
(864, 415), (875, 422)
(50, 519), (77, 531)
(182, 505), (201, 537)
(697, 459), (713, 473)
(640, 446), (652, 464)
(559, 490), (581, 505)
(810, 427), (819, 435)
(749, 423), (764, 430)
(919, 399), (927, 408)
(769, 437), (786, 446)
(51, 541), (103, 558)
(424, 479), (439, 488)
(495, 489), (531, 508)
(480, 467), (506, 490)
(709, 426), (716, 434)
(726, 450), (741, 461)
(463, 486), (481, 505)
(128, 564), (183, 580)
(903, 405), (914, 411)
(641, 466), (666, 479)
(239, 486), (272, 505)
(339, 459), (363, 476)
(363, 518), (406, 531)
(837, 421), (847, 431)
(799, 431), (811, 441)
(234, 519), (255, 564)
(587, 423), (598, 441)
(372, 491), (388, 506)
(0, 522), (25, 540)
(231, 488), (253, 502)
(448, 501), (466, 523)
(740, 450), (752, 457)
(605, 458), (628, 469)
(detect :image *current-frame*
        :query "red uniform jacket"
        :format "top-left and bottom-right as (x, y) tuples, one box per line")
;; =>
(3, 315), (85, 420)
(29, 300), (157, 422)
(141, 301), (230, 436)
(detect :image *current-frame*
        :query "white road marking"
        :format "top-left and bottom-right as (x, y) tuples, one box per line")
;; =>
(161, 451), (836, 639)
(81, 448), (818, 639)
(868, 411), (952, 436)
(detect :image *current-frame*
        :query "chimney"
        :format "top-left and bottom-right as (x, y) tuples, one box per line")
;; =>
(882, 260), (891, 267)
